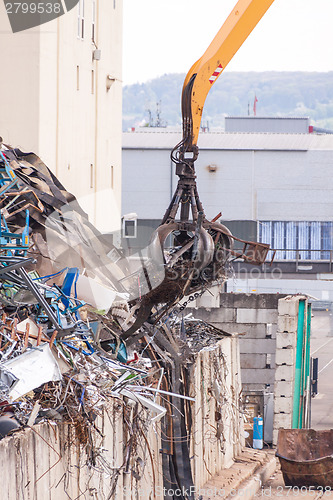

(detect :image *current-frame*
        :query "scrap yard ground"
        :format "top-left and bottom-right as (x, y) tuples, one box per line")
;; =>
(260, 310), (333, 498)
(202, 309), (333, 499)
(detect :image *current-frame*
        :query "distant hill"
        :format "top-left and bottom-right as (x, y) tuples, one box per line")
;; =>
(123, 71), (333, 132)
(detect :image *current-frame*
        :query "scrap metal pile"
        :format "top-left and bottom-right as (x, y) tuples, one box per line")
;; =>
(0, 147), (159, 439)
(0, 144), (240, 498)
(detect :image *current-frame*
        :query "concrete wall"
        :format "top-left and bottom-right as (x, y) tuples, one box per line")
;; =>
(186, 292), (285, 392)
(0, 337), (243, 499)
(0, 401), (162, 500)
(186, 291), (312, 446)
(190, 337), (244, 488)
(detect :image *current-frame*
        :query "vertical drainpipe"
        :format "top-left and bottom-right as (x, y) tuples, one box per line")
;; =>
(292, 299), (305, 429)
(170, 157), (174, 202)
(299, 304), (307, 428)
(299, 302), (311, 428)
(303, 303), (312, 427)
(305, 303), (312, 385)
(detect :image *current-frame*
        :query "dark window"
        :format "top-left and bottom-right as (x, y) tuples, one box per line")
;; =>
(123, 219), (137, 238)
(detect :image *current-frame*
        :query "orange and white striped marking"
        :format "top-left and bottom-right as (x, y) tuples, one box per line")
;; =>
(209, 64), (223, 84)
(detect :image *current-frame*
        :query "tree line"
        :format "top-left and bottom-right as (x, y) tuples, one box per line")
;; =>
(123, 71), (333, 132)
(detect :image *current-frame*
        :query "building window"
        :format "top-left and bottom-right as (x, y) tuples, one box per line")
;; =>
(90, 164), (94, 188)
(77, 0), (85, 39)
(110, 165), (114, 188)
(91, 70), (94, 94)
(259, 221), (333, 261)
(76, 65), (80, 90)
(92, 0), (95, 42)
(122, 217), (137, 239)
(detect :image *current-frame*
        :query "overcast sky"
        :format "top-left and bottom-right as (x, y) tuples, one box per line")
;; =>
(123, 0), (333, 86)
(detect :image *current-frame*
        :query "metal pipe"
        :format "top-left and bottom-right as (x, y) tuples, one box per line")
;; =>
(0, 258), (35, 275)
(191, 211), (203, 262)
(312, 357), (318, 396)
(299, 304), (310, 427)
(17, 267), (64, 334)
(190, 185), (198, 221)
(292, 299), (305, 429)
(302, 304), (312, 428)
(180, 193), (190, 221)
(170, 158), (174, 202)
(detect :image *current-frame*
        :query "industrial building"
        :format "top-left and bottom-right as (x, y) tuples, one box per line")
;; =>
(122, 116), (333, 300)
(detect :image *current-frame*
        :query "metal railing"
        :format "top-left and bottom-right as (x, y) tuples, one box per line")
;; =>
(268, 248), (333, 263)
(256, 248), (333, 273)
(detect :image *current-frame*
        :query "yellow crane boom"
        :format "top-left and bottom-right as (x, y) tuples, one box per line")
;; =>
(181, 0), (275, 152)
(124, 0), (276, 339)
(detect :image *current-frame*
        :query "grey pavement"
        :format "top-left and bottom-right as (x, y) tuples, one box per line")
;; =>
(310, 309), (333, 429)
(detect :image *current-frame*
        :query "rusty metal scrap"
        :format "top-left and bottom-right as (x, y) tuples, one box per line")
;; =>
(277, 428), (333, 488)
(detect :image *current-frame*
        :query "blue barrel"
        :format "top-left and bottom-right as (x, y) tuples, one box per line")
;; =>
(253, 417), (263, 449)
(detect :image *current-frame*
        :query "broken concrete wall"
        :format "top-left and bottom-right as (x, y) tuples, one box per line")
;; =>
(190, 336), (243, 490)
(0, 337), (243, 499)
(188, 291), (314, 447)
(273, 295), (309, 445)
(0, 400), (163, 500)
(187, 292), (286, 393)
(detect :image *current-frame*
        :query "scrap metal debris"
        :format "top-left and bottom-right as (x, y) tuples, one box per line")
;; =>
(0, 143), (244, 498)
(172, 313), (233, 352)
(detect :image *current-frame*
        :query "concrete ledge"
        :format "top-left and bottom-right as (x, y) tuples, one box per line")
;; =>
(277, 315), (298, 333)
(188, 307), (236, 323)
(217, 323), (268, 338)
(242, 368), (275, 384)
(273, 411), (293, 429)
(237, 308), (278, 324)
(220, 293), (284, 310)
(275, 380), (293, 398)
(239, 338), (276, 354)
(275, 364), (294, 381)
(276, 347), (295, 366)
(229, 452), (277, 500)
(276, 330), (297, 349)
(199, 449), (277, 500)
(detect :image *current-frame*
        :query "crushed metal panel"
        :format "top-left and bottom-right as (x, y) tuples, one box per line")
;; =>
(1, 344), (62, 401)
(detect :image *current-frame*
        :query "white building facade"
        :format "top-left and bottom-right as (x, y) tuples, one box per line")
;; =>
(123, 123), (333, 248)
(0, 0), (122, 234)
